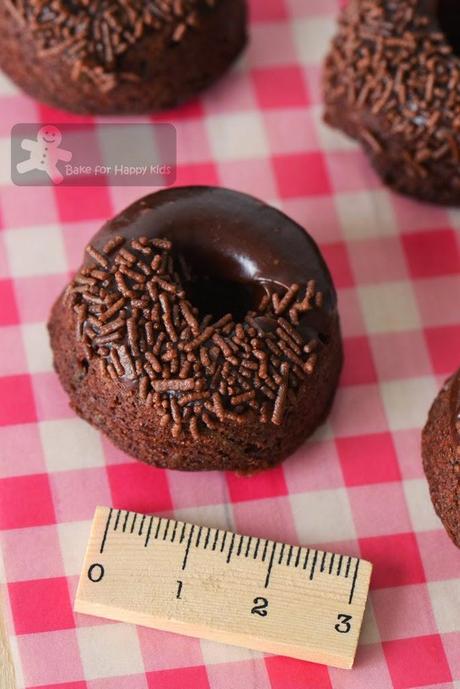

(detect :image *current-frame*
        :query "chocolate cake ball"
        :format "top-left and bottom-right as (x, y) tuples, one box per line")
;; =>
(48, 187), (343, 473)
(323, 0), (460, 205)
(0, 0), (247, 114)
(422, 369), (460, 547)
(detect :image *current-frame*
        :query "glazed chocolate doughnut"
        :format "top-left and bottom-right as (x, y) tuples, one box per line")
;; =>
(422, 369), (460, 547)
(48, 187), (342, 473)
(324, 0), (460, 205)
(0, 0), (247, 114)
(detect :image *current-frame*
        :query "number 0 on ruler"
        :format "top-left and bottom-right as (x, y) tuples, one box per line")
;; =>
(75, 507), (372, 669)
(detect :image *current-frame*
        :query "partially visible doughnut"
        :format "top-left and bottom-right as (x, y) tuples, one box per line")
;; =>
(422, 369), (460, 547)
(324, 0), (460, 205)
(0, 0), (247, 114)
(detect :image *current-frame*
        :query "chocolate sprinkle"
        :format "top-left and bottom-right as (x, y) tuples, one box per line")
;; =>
(69, 236), (324, 437)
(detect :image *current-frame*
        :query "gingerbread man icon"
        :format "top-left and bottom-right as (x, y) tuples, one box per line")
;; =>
(16, 125), (72, 184)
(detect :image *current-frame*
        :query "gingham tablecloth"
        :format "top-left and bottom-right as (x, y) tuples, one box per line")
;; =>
(1, 1), (459, 688)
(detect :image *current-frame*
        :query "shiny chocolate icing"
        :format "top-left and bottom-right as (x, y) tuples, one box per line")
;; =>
(91, 187), (335, 300)
(89, 186), (337, 341)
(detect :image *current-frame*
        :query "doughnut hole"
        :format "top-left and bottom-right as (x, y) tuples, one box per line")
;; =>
(438, 0), (460, 57)
(183, 276), (266, 322)
(174, 247), (270, 322)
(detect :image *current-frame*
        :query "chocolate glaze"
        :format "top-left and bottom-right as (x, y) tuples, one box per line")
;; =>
(91, 186), (337, 343)
(93, 187), (335, 295)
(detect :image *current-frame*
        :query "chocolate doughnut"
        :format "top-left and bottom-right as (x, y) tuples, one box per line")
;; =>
(422, 369), (460, 547)
(48, 187), (342, 472)
(0, 0), (247, 114)
(324, 0), (460, 205)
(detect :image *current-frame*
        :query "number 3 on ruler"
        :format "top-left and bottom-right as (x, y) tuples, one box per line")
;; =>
(335, 613), (352, 633)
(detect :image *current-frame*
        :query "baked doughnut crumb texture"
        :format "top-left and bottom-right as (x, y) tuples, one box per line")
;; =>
(324, 0), (460, 205)
(0, 2), (459, 688)
(0, 0), (247, 113)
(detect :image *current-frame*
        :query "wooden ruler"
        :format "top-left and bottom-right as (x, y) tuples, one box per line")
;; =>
(0, 592), (16, 689)
(75, 507), (372, 669)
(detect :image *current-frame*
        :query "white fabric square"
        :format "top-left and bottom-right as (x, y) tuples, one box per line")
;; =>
(293, 16), (336, 64)
(381, 377), (438, 431)
(0, 137), (12, 186)
(429, 580), (460, 633)
(403, 479), (442, 532)
(174, 504), (235, 533)
(0, 71), (17, 96)
(21, 322), (53, 373)
(335, 190), (397, 240)
(77, 623), (144, 679)
(290, 488), (356, 543)
(206, 112), (269, 161)
(359, 282), (420, 334)
(40, 418), (105, 472)
(58, 520), (92, 576)
(311, 105), (358, 152)
(200, 639), (263, 666)
(359, 600), (381, 645)
(4, 224), (67, 277)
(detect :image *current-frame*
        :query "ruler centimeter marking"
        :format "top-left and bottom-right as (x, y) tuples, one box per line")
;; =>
(75, 506), (372, 669)
(103, 508), (360, 597)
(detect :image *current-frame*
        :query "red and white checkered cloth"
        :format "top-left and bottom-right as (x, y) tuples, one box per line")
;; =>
(1, 1), (459, 688)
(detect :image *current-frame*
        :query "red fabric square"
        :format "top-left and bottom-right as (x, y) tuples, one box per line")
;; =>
(38, 102), (95, 125)
(175, 163), (219, 186)
(425, 325), (460, 374)
(0, 374), (36, 426)
(0, 473), (56, 529)
(383, 635), (452, 689)
(54, 185), (112, 224)
(265, 656), (332, 689)
(9, 577), (74, 634)
(273, 152), (331, 198)
(250, 0), (288, 21)
(147, 666), (210, 689)
(359, 533), (425, 588)
(337, 432), (401, 486)
(153, 99), (204, 121)
(0, 280), (19, 326)
(107, 462), (173, 514)
(253, 66), (309, 108)
(226, 465), (288, 502)
(320, 242), (355, 288)
(340, 337), (377, 386)
(402, 229), (459, 278)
